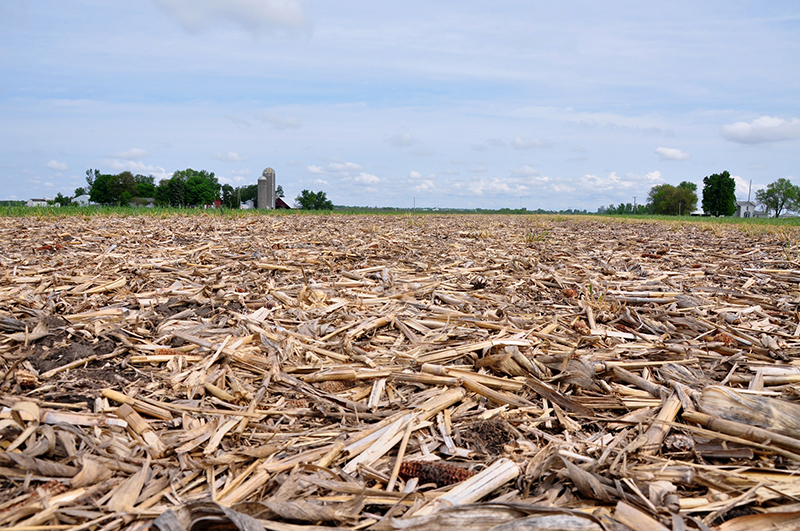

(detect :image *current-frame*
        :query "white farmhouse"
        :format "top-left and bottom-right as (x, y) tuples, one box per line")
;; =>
(25, 198), (52, 207)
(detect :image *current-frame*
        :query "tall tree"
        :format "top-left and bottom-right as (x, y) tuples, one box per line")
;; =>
(702, 171), (737, 217)
(756, 178), (799, 218)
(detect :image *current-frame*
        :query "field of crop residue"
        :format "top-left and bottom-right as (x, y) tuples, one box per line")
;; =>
(3, 214), (800, 530)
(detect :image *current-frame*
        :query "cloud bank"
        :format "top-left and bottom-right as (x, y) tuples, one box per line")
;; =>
(720, 116), (800, 144)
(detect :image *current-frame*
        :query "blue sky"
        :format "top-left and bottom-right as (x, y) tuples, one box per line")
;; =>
(1, 1), (799, 210)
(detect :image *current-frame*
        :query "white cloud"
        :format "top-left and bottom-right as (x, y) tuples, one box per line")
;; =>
(214, 151), (248, 162)
(104, 159), (170, 179)
(732, 174), (765, 200)
(551, 183), (576, 194)
(354, 172), (380, 184)
(307, 165), (327, 174)
(459, 177), (529, 196)
(486, 138), (505, 147)
(329, 161), (363, 172)
(512, 136), (550, 149)
(581, 170), (661, 192)
(46, 160), (69, 172)
(112, 148), (148, 160)
(415, 180), (435, 192)
(257, 113), (301, 129)
(313, 179), (329, 185)
(510, 165), (539, 176)
(218, 167), (252, 184)
(387, 133), (416, 147)
(43, 181), (55, 188)
(655, 147), (690, 161)
(409, 170), (435, 182)
(720, 116), (800, 144)
(152, 0), (305, 35)
(469, 167), (487, 173)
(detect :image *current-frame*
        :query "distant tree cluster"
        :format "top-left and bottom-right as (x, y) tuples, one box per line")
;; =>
(66, 167), (799, 218)
(602, 171), (800, 219)
(601, 203), (649, 215)
(84, 169), (157, 206)
(296, 190), (334, 210)
(151, 168), (220, 207)
(77, 168), (295, 209)
(649, 181), (698, 215)
(219, 183), (258, 208)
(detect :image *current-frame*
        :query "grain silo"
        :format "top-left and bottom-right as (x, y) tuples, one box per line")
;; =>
(258, 167), (276, 209)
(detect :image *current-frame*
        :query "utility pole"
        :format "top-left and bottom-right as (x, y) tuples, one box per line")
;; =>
(633, 196), (637, 212)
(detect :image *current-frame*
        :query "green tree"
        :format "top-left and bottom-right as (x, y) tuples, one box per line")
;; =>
(134, 174), (156, 198)
(173, 169), (220, 206)
(73, 187), (87, 197)
(296, 189), (334, 210)
(240, 184), (258, 203)
(154, 179), (172, 206)
(702, 171), (737, 216)
(276, 185), (285, 198)
(185, 174), (217, 206)
(111, 171), (137, 204)
(648, 184), (697, 215)
(167, 176), (186, 206)
(756, 178), (799, 218)
(52, 192), (70, 206)
(89, 173), (113, 204)
(152, 169), (218, 207)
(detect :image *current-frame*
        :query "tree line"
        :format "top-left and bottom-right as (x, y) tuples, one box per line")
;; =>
(602, 171), (800, 218)
(71, 169), (337, 209)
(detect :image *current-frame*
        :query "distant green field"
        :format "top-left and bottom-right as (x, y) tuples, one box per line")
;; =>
(600, 213), (800, 225)
(1, 205), (799, 229)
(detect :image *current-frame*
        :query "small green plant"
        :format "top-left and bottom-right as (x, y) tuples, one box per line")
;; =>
(785, 241), (795, 261)
(524, 229), (550, 243)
